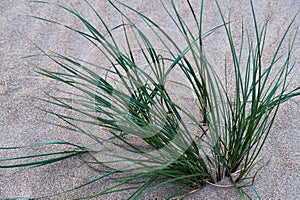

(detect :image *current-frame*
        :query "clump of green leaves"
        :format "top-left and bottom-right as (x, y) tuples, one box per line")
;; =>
(1, 0), (299, 199)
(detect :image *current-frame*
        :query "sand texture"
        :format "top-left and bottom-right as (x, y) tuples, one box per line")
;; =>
(0, 0), (299, 199)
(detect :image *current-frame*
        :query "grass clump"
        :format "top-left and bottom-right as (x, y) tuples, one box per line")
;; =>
(1, 0), (299, 199)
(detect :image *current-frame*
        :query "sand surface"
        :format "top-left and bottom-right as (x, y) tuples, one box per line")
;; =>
(0, 0), (299, 199)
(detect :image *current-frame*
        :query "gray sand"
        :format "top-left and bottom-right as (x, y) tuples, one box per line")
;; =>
(1, 0), (299, 199)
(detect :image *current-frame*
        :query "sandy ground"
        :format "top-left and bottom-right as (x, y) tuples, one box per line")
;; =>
(0, 0), (299, 199)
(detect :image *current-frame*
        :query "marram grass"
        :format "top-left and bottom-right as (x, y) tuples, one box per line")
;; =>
(1, 0), (299, 199)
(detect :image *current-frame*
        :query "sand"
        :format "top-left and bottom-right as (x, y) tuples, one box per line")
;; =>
(0, 0), (299, 199)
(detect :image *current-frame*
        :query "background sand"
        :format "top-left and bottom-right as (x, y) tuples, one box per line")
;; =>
(0, 0), (299, 199)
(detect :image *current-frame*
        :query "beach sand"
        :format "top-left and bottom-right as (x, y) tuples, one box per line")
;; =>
(0, 0), (299, 199)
